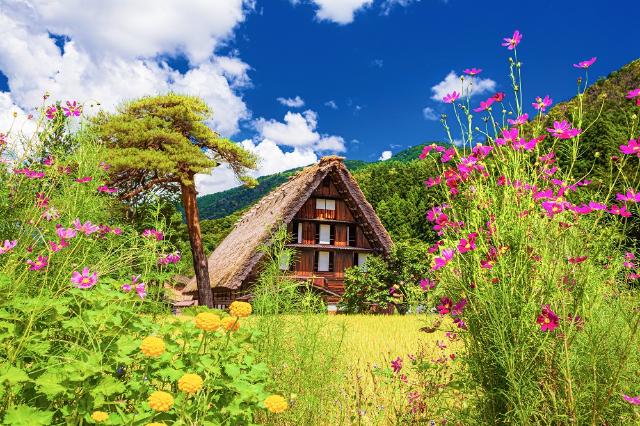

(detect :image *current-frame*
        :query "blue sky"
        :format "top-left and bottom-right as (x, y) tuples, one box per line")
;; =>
(0, 0), (638, 193)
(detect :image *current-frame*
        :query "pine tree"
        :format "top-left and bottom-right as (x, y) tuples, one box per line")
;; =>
(94, 94), (256, 307)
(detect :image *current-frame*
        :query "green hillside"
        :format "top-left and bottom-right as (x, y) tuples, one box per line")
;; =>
(196, 150), (423, 220)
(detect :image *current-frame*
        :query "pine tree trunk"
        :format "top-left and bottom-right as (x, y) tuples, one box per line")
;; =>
(180, 180), (214, 307)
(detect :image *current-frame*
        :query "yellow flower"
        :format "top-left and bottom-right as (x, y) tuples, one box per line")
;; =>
(91, 411), (109, 423)
(220, 316), (240, 332)
(140, 336), (165, 357)
(146, 423), (166, 426)
(229, 301), (252, 318)
(194, 312), (221, 332)
(178, 373), (204, 395)
(264, 395), (288, 413)
(148, 390), (174, 412)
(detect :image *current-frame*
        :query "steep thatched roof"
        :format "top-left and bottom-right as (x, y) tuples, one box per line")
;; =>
(183, 156), (393, 292)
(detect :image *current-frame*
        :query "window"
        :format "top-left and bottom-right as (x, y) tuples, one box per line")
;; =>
(315, 198), (336, 211)
(319, 224), (331, 244)
(347, 224), (357, 246)
(314, 251), (334, 272)
(291, 221), (302, 244)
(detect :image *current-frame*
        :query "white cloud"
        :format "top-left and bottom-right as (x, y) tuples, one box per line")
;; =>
(196, 109), (346, 194)
(422, 106), (438, 121)
(378, 150), (392, 161)
(277, 95), (305, 108)
(324, 100), (338, 109)
(294, 0), (374, 24)
(0, 0), (253, 137)
(371, 59), (384, 68)
(381, 0), (420, 15)
(431, 71), (496, 102)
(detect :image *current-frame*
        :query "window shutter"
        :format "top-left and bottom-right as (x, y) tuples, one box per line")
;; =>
(329, 251), (334, 272)
(330, 225), (335, 245)
(315, 223), (320, 244)
(297, 222), (303, 244)
(314, 251), (319, 272)
(319, 224), (331, 245)
(291, 221), (298, 243)
(317, 251), (330, 272)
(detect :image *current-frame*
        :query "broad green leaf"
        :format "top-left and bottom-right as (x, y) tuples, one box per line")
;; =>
(2, 405), (53, 426)
(35, 373), (66, 398)
(91, 376), (126, 397)
(0, 366), (30, 385)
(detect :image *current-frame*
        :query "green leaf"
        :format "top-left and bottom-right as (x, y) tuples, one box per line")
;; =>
(35, 373), (66, 398)
(91, 376), (126, 397)
(224, 364), (241, 379)
(0, 366), (30, 385)
(2, 405), (53, 426)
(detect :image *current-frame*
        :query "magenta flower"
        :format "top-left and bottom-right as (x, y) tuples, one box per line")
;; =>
(42, 207), (60, 221)
(513, 137), (540, 152)
(451, 298), (467, 316)
(49, 239), (69, 253)
(443, 91), (460, 103)
(45, 105), (57, 120)
(73, 219), (99, 236)
(536, 304), (559, 332)
(97, 185), (118, 194)
(507, 113), (529, 126)
(43, 156), (54, 166)
(464, 68), (482, 76)
(71, 267), (98, 289)
(495, 128), (518, 146)
(158, 252), (181, 265)
(75, 176), (93, 183)
(473, 97), (495, 112)
(622, 394), (640, 405)
(547, 120), (573, 138)
(432, 248), (454, 271)
(27, 255), (48, 271)
(501, 30), (522, 50)
(626, 88), (640, 99)
(441, 148), (456, 163)
(437, 296), (453, 315)
(420, 278), (435, 291)
(62, 101), (82, 117)
(457, 233), (477, 254)
(56, 226), (77, 240)
(620, 139), (640, 157)
(532, 95), (553, 112)
(616, 189), (640, 203)
(391, 357), (403, 373)
(142, 229), (164, 241)
(0, 240), (17, 255)
(567, 256), (587, 264)
(608, 205), (632, 218)
(573, 57), (597, 69)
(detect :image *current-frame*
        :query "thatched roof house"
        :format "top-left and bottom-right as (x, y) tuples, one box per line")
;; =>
(183, 156), (393, 307)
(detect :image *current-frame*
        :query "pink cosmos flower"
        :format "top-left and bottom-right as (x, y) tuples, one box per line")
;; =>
(616, 189), (640, 203)
(424, 176), (442, 187)
(27, 255), (48, 271)
(620, 139), (640, 157)
(536, 304), (559, 332)
(627, 88), (640, 99)
(42, 207), (60, 221)
(495, 128), (518, 146)
(451, 298), (467, 316)
(547, 120), (582, 139)
(608, 205), (632, 218)
(142, 229), (164, 241)
(62, 101), (82, 117)
(432, 248), (454, 271)
(420, 278), (436, 291)
(99, 161), (111, 171)
(158, 252), (181, 265)
(75, 176), (93, 183)
(532, 95), (553, 111)
(441, 148), (456, 163)
(71, 267), (98, 289)
(56, 226), (77, 240)
(49, 239), (69, 253)
(35, 193), (49, 208)
(135, 282), (146, 299)
(457, 233), (478, 254)
(391, 357), (403, 373)
(502, 30), (522, 50)
(97, 185), (118, 193)
(492, 92), (505, 102)
(507, 113), (529, 126)
(73, 219), (99, 236)
(419, 143), (444, 159)
(622, 394), (640, 405)
(472, 144), (493, 158)
(513, 137), (540, 152)
(437, 296), (453, 315)
(45, 105), (58, 120)
(542, 201), (565, 217)
(568, 256), (588, 264)
(572, 57), (597, 69)
(443, 91), (460, 103)
(463, 68), (482, 76)
(43, 156), (54, 166)
(0, 240), (17, 255)
(473, 97), (495, 112)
